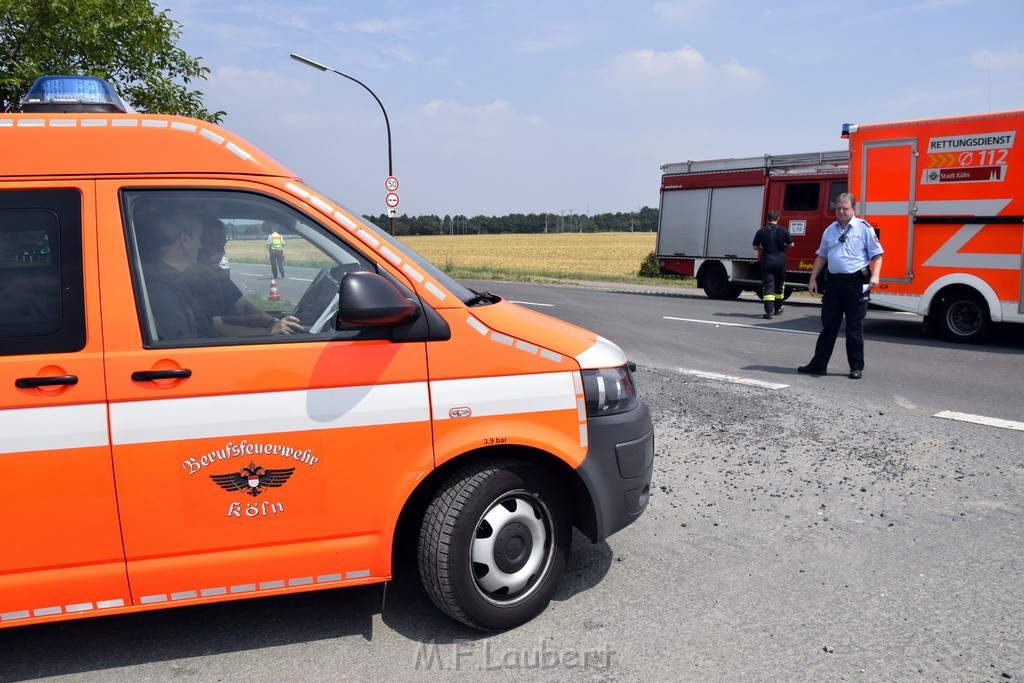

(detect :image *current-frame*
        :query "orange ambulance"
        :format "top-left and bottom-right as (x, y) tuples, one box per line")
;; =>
(845, 110), (1024, 342)
(0, 76), (654, 631)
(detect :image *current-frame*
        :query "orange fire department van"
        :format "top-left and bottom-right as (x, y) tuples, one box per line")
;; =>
(846, 111), (1024, 343)
(0, 76), (654, 631)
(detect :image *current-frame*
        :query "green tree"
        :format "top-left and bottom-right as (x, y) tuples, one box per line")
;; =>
(0, 0), (224, 122)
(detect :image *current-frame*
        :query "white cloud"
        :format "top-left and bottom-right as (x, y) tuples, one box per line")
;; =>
(421, 99), (541, 128)
(607, 46), (761, 89)
(416, 99), (542, 157)
(971, 48), (1024, 70)
(336, 18), (393, 34)
(653, 0), (709, 22)
(382, 44), (419, 64)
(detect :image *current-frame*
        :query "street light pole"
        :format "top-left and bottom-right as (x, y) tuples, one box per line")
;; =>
(290, 53), (395, 235)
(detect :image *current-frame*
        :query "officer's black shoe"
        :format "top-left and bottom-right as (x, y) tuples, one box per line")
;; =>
(774, 306), (784, 315)
(798, 365), (825, 375)
(762, 312), (772, 319)
(849, 369), (862, 379)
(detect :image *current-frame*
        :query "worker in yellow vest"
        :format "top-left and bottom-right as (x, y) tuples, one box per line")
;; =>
(266, 230), (285, 278)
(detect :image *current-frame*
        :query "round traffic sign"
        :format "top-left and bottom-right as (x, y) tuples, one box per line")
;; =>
(385, 176), (400, 192)
(385, 192), (400, 208)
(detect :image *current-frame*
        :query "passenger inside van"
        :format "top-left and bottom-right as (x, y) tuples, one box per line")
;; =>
(137, 207), (218, 341)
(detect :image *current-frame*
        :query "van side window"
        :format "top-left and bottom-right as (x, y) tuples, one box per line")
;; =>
(781, 183), (820, 212)
(0, 190), (86, 356)
(122, 189), (385, 347)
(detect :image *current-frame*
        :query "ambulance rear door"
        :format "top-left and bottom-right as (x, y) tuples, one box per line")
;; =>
(96, 183), (433, 608)
(857, 137), (917, 283)
(0, 184), (130, 626)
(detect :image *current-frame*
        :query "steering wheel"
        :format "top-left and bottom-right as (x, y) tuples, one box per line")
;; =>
(306, 294), (339, 334)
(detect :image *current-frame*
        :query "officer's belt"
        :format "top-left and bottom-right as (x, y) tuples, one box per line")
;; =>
(828, 271), (863, 280)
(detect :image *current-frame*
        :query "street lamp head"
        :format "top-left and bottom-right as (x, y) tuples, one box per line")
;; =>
(290, 53), (328, 72)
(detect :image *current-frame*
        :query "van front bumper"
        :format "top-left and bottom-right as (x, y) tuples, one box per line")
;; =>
(575, 401), (654, 542)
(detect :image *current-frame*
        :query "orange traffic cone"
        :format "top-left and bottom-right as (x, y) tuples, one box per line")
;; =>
(268, 277), (280, 301)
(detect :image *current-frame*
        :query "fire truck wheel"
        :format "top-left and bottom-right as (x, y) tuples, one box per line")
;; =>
(418, 459), (571, 631)
(783, 286), (795, 301)
(935, 289), (992, 343)
(702, 263), (742, 300)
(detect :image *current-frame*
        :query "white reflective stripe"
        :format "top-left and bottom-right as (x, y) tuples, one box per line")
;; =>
(0, 403), (108, 454)
(0, 599), (127, 622)
(866, 199), (1012, 217)
(916, 199), (1012, 215)
(96, 599), (125, 609)
(575, 335), (627, 369)
(922, 199), (1019, 269)
(110, 383), (429, 445)
(431, 372), (577, 420)
(65, 603), (93, 613)
(864, 201), (911, 216)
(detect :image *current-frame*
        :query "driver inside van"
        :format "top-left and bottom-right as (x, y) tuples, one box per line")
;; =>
(186, 217), (304, 336)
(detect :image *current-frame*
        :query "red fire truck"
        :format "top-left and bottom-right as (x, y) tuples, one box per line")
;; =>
(656, 151), (849, 300)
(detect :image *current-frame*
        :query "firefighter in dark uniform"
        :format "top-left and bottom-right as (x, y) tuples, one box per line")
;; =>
(752, 210), (793, 319)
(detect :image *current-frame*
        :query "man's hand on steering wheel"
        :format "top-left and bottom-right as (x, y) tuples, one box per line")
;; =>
(270, 315), (306, 335)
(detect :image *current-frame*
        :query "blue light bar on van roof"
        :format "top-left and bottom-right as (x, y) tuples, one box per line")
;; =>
(20, 75), (129, 113)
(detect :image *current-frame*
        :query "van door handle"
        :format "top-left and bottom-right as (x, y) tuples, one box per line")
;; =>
(15, 375), (79, 389)
(131, 369), (193, 382)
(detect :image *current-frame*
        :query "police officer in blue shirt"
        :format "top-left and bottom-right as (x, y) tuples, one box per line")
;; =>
(798, 193), (884, 379)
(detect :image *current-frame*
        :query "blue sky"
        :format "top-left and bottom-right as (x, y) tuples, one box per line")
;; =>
(158, 0), (1024, 218)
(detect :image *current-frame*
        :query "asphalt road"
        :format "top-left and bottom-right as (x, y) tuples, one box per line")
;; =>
(3, 281), (1022, 682)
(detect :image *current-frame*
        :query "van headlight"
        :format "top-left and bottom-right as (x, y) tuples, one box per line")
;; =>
(582, 365), (638, 417)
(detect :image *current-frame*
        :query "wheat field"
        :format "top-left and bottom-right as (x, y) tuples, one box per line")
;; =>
(226, 232), (657, 279)
(399, 232), (656, 278)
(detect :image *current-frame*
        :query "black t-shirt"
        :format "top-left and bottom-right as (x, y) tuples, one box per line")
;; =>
(143, 259), (218, 340)
(753, 223), (793, 259)
(183, 266), (242, 321)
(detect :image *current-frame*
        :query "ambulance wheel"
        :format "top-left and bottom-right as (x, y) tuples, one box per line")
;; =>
(702, 263), (742, 300)
(418, 459), (570, 631)
(935, 289), (992, 343)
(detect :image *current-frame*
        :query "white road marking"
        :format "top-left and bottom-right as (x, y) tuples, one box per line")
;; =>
(511, 300), (555, 307)
(664, 316), (818, 336)
(934, 411), (1024, 432)
(678, 368), (789, 390)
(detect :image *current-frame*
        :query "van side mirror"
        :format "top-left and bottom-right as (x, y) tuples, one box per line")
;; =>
(337, 271), (419, 326)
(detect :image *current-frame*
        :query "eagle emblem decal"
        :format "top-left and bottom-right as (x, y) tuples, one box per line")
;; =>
(210, 462), (295, 497)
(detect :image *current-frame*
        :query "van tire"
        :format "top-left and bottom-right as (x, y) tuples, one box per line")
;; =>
(418, 459), (570, 631)
(935, 289), (992, 343)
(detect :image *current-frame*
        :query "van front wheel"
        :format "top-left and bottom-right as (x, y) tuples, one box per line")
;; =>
(418, 460), (570, 630)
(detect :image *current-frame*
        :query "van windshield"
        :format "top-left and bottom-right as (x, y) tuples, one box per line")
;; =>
(318, 194), (479, 305)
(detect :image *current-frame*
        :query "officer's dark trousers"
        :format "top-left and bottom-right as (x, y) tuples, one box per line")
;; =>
(270, 251), (285, 278)
(809, 278), (869, 371)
